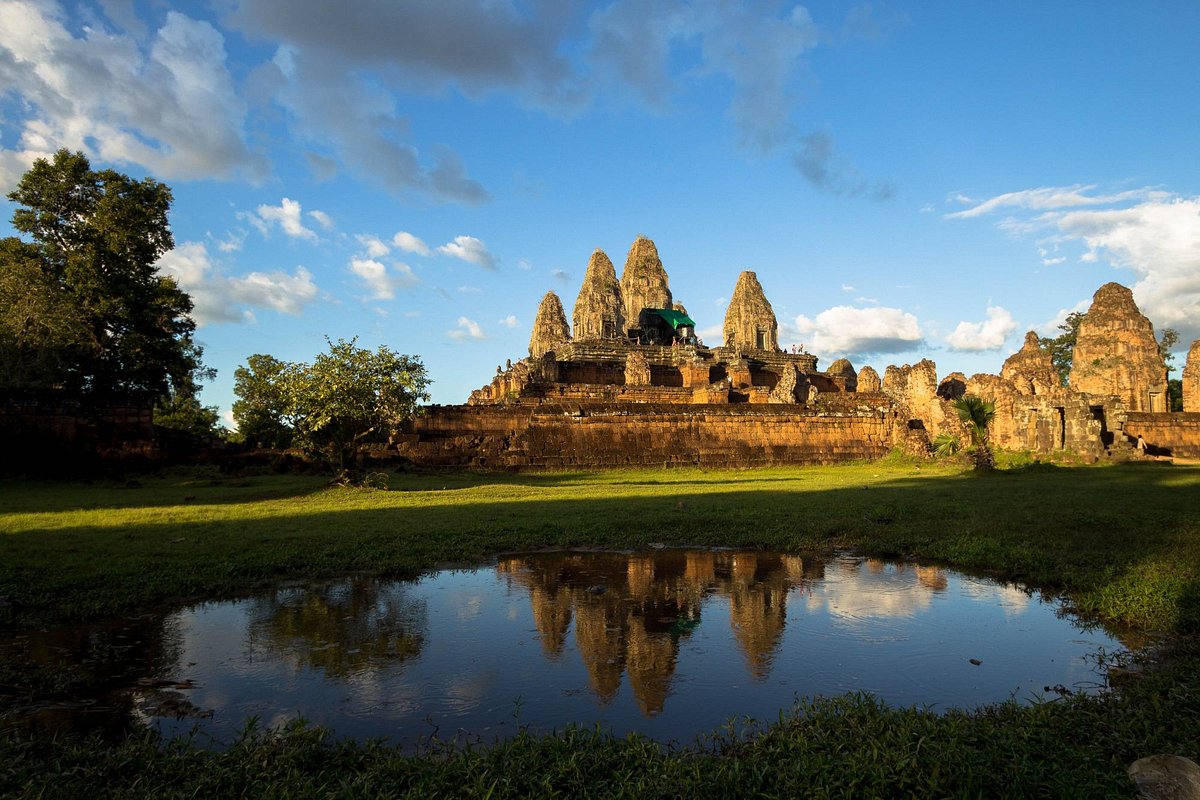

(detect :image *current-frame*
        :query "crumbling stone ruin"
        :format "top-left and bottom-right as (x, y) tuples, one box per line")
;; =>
(1184, 339), (1200, 413)
(392, 237), (1194, 469)
(827, 359), (858, 392)
(724, 271), (779, 352)
(856, 366), (881, 393)
(1069, 283), (1169, 412)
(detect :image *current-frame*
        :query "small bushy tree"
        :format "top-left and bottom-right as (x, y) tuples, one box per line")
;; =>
(231, 339), (430, 473)
(232, 354), (294, 448)
(288, 339), (430, 471)
(953, 395), (996, 472)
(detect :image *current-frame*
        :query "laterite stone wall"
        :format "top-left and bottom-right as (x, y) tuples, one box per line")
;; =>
(394, 399), (896, 469)
(1123, 412), (1200, 458)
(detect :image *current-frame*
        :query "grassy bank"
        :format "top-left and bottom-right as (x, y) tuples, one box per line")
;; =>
(3, 460), (1200, 797)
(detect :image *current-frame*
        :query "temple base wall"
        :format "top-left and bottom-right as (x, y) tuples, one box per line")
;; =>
(393, 400), (896, 469)
(1123, 412), (1200, 458)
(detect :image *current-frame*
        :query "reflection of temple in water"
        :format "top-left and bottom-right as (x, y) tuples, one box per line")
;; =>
(498, 551), (841, 716)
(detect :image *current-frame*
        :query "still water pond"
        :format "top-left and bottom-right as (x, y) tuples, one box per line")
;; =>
(3, 551), (1125, 748)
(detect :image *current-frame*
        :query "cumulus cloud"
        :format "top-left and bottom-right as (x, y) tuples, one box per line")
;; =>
(447, 316), (486, 341)
(945, 306), (1018, 352)
(156, 241), (319, 324)
(949, 186), (1200, 339)
(226, 0), (531, 202)
(308, 209), (334, 230)
(393, 231), (432, 256)
(348, 256), (418, 300)
(792, 306), (923, 358)
(0, 2), (265, 189)
(355, 235), (390, 258)
(253, 198), (320, 241)
(438, 235), (497, 269)
(499, 314), (519, 328)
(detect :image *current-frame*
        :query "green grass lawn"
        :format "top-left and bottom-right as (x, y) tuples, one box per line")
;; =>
(2, 459), (1200, 798)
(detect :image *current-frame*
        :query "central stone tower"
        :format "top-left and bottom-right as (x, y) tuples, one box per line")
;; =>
(619, 236), (672, 338)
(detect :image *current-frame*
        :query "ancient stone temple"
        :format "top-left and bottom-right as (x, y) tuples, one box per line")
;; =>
(620, 236), (673, 339)
(1069, 283), (1169, 412)
(723, 271), (778, 352)
(572, 249), (624, 341)
(387, 238), (1191, 469)
(1184, 339), (1200, 413)
(528, 291), (571, 359)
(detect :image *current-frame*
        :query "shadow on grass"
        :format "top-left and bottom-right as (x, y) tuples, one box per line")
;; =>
(2, 462), (1198, 636)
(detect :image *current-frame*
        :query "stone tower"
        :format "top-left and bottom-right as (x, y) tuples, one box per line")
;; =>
(1001, 331), (1060, 396)
(856, 366), (881, 393)
(827, 358), (858, 391)
(1184, 339), (1200, 412)
(572, 249), (624, 341)
(723, 271), (778, 351)
(528, 291), (571, 359)
(620, 236), (672, 335)
(1069, 283), (1169, 412)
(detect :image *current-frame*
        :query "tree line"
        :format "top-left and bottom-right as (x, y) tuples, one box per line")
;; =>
(1, 150), (429, 468)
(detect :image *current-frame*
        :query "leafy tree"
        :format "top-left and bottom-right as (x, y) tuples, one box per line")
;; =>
(1038, 312), (1085, 387)
(154, 388), (225, 439)
(1158, 327), (1180, 371)
(952, 395), (996, 472)
(232, 354), (294, 449)
(0, 238), (93, 388)
(249, 338), (430, 472)
(1, 149), (204, 399)
(1168, 379), (1183, 412)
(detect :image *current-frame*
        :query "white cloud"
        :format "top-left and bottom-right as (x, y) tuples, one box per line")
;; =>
(308, 209), (334, 230)
(348, 257), (418, 300)
(438, 235), (497, 269)
(355, 234), (390, 258)
(949, 186), (1200, 339)
(791, 306), (923, 358)
(696, 323), (724, 345)
(215, 230), (245, 253)
(393, 231), (431, 256)
(457, 285), (482, 294)
(841, 284), (857, 292)
(0, 3), (265, 190)
(499, 314), (519, 328)
(946, 185), (1167, 220)
(517, 258), (532, 271)
(945, 306), (1018, 352)
(254, 198), (319, 241)
(156, 242), (319, 325)
(447, 316), (486, 341)
(1035, 300), (1091, 337)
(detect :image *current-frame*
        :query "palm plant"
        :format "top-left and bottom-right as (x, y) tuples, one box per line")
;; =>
(952, 395), (996, 471)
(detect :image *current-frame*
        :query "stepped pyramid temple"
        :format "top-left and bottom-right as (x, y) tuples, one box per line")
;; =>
(387, 237), (1200, 468)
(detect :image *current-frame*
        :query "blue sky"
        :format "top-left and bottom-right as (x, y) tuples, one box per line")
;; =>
(2, 1), (1199, 421)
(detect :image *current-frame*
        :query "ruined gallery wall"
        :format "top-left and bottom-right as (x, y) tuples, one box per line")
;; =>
(0, 390), (157, 463)
(393, 400), (896, 469)
(1122, 412), (1200, 458)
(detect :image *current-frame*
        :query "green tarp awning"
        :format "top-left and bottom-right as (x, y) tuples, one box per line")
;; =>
(652, 308), (697, 330)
